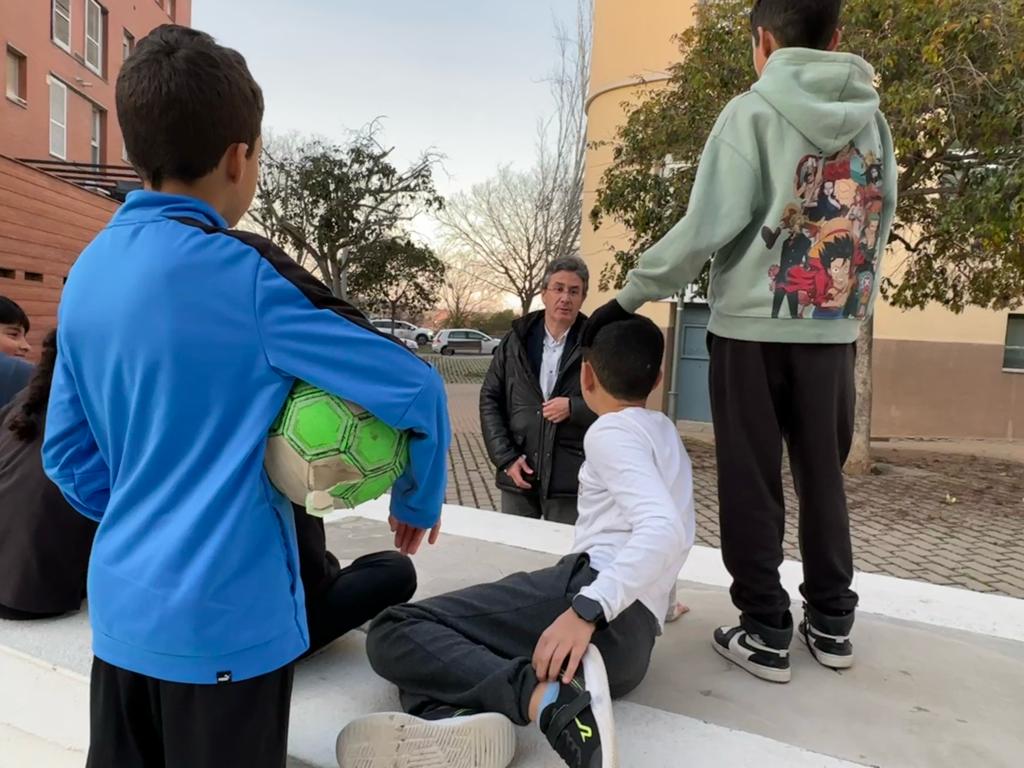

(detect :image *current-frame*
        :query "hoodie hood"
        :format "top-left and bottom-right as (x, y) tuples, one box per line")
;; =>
(752, 49), (880, 155)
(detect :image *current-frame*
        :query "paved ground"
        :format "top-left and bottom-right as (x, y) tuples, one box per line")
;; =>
(442, 383), (1024, 600)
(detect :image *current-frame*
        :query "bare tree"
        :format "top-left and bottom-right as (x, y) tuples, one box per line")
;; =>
(437, 254), (503, 328)
(436, 1), (591, 315)
(539, 0), (591, 280)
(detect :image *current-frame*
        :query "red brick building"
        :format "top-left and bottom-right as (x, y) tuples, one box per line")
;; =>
(1, 0), (192, 356)
(2, 0), (192, 166)
(0, 156), (119, 354)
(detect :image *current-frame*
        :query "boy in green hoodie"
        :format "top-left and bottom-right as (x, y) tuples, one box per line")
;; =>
(584, 0), (897, 683)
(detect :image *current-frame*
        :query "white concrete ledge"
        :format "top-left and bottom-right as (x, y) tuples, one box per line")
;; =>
(330, 498), (1024, 643)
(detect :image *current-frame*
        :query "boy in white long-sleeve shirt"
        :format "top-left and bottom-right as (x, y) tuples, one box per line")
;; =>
(339, 316), (695, 768)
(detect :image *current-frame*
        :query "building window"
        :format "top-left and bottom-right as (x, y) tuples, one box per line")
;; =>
(91, 108), (104, 165)
(85, 0), (106, 76)
(5, 47), (27, 104)
(25, 272), (44, 283)
(1005, 315), (1024, 372)
(122, 30), (135, 63)
(53, 0), (72, 52)
(48, 78), (67, 159)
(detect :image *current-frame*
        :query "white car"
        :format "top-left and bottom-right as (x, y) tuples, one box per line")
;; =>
(371, 318), (434, 345)
(398, 337), (419, 352)
(431, 329), (501, 356)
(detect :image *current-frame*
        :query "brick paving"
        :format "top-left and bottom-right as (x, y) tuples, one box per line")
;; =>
(442, 383), (1024, 600)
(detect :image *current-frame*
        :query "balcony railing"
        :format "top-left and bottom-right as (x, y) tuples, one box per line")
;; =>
(17, 158), (142, 203)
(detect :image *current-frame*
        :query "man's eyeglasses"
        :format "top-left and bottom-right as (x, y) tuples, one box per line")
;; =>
(546, 285), (583, 298)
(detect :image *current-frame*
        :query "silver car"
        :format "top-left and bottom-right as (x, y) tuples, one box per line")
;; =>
(371, 319), (434, 345)
(431, 329), (501, 356)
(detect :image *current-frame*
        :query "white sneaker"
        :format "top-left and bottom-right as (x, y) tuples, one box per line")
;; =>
(336, 711), (516, 768)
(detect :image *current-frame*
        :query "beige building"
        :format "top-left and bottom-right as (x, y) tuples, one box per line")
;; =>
(581, 0), (1024, 440)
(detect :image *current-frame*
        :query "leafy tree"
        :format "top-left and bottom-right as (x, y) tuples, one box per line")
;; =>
(251, 125), (444, 300)
(590, 0), (1024, 472)
(348, 239), (445, 327)
(474, 309), (518, 337)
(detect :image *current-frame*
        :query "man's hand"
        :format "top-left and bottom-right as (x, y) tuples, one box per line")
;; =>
(388, 515), (442, 556)
(542, 398), (571, 424)
(580, 299), (633, 348)
(504, 456), (534, 490)
(533, 608), (596, 685)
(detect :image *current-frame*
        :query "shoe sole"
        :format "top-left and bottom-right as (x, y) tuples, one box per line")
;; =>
(799, 628), (854, 670)
(583, 644), (619, 768)
(335, 712), (516, 768)
(712, 639), (792, 684)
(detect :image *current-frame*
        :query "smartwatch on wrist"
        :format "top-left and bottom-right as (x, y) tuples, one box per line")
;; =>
(571, 593), (607, 629)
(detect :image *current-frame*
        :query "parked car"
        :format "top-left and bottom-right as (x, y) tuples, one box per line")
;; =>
(431, 329), (501, 356)
(371, 319), (434, 345)
(398, 337), (419, 352)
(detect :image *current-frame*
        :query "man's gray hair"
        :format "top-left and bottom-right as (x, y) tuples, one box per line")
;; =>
(542, 256), (590, 294)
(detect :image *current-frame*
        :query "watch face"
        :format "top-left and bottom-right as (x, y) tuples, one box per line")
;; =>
(573, 595), (601, 623)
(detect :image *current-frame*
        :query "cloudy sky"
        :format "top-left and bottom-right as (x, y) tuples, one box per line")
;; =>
(192, 0), (579, 197)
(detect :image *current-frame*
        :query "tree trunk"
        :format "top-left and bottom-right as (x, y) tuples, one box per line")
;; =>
(845, 317), (874, 476)
(332, 247), (350, 300)
(520, 294), (532, 317)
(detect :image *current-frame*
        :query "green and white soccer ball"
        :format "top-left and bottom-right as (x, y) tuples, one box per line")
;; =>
(265, 382), (409, 516)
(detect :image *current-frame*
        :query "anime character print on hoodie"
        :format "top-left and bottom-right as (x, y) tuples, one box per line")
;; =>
(616, 48), (897, 343)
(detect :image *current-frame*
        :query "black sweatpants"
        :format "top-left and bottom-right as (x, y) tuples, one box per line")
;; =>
(708, 333), (859, 626)
(304, 550), (418, 657)
(85, 657), (294, 768)
(365, 554), (659, 726)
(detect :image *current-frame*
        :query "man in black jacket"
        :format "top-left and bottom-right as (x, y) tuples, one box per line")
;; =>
(480, 257), (597, 524)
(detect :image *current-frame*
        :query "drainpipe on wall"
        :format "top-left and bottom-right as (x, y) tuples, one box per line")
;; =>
(666, 294), (684, 423)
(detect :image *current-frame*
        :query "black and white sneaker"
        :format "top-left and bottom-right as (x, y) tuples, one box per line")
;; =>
(712, 614), (793, 684)
(335, 708), (516, 768)
(799, 603), (855, 670)
(538, 644), (617, 768)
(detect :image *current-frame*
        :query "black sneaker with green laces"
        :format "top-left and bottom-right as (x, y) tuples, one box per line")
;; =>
(538, 645), (617, 768)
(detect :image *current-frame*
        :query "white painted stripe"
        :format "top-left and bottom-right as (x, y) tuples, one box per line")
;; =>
(331, 498), (1024, 643)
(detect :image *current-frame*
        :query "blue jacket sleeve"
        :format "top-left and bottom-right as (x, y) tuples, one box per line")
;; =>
(253, 257), (450, 529)
(42, 345), (111, 522)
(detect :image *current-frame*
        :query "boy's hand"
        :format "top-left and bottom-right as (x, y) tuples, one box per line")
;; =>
(542, 398), (571, 424)
(388, 515), (442, 556)
(581, 299), (633, 348)
(533, 608), (596, 685)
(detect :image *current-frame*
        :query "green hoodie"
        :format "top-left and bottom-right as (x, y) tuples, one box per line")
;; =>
(617, 48), (898, 344)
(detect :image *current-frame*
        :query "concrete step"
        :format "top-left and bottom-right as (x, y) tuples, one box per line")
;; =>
(3, 503), (1023, 767)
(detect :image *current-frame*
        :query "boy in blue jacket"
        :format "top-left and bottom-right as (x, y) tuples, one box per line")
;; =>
(42, 25), (449, 768)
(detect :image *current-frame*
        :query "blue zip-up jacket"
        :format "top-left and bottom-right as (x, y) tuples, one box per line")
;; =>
(42, 191), (450, 684)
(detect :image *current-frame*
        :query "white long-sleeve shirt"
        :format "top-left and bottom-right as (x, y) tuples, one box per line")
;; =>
(540, 326), (569, 400)
(572, 408), (695, 631)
